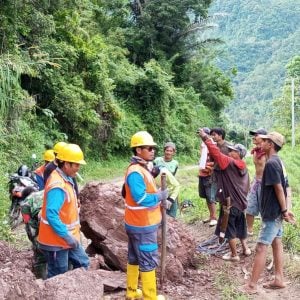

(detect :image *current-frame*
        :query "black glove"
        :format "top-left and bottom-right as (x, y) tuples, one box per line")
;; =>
(157, 189), (168, 201)
(63, 234), (79, 249)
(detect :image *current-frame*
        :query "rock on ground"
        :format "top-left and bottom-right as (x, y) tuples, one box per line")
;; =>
(79, 181), (198, 282)
(0, 241), (125, 300)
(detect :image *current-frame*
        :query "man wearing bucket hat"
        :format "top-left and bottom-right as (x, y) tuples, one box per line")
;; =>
(38, 144), (89, 278)
(154, 141), (179, 217)
(243, 132), (295, 293)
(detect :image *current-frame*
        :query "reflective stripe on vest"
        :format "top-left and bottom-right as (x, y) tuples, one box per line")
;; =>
(40, 217), (80, 230)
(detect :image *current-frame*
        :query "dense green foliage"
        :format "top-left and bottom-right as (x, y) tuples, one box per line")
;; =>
(1, 1), (298, 248)
(0, 0), (233, 162)
(272, 56), (300, 142)
(209, 0), (300, 130)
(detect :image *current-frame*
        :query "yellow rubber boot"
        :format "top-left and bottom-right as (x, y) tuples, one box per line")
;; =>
(140, 270), (166, 300)
(126, 264), (142, 300)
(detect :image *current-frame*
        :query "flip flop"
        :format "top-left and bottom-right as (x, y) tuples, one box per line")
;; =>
(263, 282), (286, 290)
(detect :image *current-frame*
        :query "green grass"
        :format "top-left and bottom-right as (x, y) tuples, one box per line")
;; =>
(214, 265), (249, 300)
(80, 157), (129, 181)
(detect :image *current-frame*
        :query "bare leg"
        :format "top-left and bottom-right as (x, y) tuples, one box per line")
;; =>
(246, 243), (268, 290)
(240, 238), (250, 254)
(267, 237), (285, 288)
(228, 238), (238, 257)
(210, 202), (217, 220)
(207, 202), (217, 220)
(246, 214), (254, 234)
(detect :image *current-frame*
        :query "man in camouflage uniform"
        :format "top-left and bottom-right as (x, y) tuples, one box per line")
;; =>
(21, 189), (46, 279)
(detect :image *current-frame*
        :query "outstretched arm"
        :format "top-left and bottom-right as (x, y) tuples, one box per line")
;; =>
(198, 129), (231, 169)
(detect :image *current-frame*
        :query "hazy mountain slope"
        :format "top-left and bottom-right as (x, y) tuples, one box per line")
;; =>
(209, 0), (300, 129)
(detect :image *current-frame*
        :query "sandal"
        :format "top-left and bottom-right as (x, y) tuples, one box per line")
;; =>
(222, 252), (240, 262)
(243, 248), (252, 256)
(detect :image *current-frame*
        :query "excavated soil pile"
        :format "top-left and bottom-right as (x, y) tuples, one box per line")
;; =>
(0, 238), (125, 299)
(0, 241), (42, 300)
(79, 181), (199, 283)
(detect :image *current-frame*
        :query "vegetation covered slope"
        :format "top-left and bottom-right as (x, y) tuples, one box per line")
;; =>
(209, 0), (300, 129)
(0, 0), (233, 165)
(0, 0), (234, 225)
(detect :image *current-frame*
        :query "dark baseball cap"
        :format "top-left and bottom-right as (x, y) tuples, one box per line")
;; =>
(249, 128), (267, 136)
(227, 143), (247, 159)
(203, 127), (210, 134)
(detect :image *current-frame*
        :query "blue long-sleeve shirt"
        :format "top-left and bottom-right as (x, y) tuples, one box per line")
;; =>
(35, 174), (45, 190)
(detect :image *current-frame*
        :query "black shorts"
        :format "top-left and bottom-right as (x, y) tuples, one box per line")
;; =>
(215, 206), (247, 240)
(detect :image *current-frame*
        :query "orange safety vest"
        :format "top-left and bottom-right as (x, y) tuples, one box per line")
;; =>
(34, 164), (46, 178)
(124, 164), (161, 228)
(38, 169), (80, 249)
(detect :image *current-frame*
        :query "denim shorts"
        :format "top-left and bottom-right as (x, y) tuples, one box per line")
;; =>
(198, 176), (217, 204)
(245, 177), (262, 216)
(257, 217), (283, 245)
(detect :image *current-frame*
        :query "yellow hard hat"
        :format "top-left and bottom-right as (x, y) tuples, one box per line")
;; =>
(130, 131), (157, 148)
(56, 144), (86, 165)
(53, 141), (68, 154)
(43, 149), (55, 162)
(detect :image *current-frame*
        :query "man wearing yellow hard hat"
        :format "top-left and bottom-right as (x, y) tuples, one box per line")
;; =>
(38, 144), (89, 278)
(43, 141), (67, 185)
(34, 149), (55, 190)
(124, 131), (167, 300)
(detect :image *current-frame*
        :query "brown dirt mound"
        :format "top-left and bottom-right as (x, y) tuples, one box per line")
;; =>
(79, 181), (199, 282)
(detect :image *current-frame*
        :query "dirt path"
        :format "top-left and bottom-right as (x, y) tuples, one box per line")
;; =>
(103, 164), (199, 187)
(187, 221), (300, 300)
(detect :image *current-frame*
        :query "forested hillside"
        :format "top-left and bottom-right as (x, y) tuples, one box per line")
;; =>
(209, 0), (300, 130)
(0, 0), (234, 170)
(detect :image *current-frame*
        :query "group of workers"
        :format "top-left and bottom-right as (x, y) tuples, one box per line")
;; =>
(23, 142), (89, 279)
(197, 127), (295, 294)
(20, 127), (295, 299)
